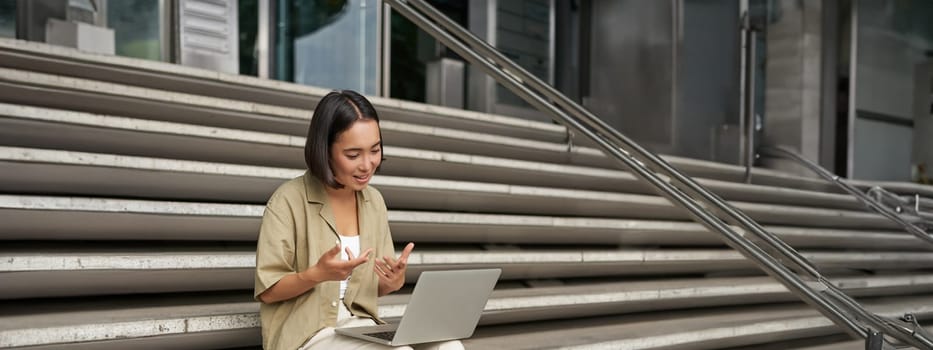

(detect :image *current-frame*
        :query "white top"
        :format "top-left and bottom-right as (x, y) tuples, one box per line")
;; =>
(338, 234), (361, 299)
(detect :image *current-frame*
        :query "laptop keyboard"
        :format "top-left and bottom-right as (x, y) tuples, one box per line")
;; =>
(364, 331), (396, 341)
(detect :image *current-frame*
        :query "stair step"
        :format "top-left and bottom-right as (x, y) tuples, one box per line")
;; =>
(0, 146), (866, 211)
(4, 39), (931, 199)
(0, 195), (919, 249)
(0, 102), (608, 168)
(3, 242), (932, 299)
(0, 38), (568, 143)
(0, 152), (899, 229)
(4, 290), (930, 349)
(464, 295), (933, 349)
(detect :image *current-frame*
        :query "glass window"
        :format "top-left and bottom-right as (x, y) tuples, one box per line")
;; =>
(239, 0), (258, 76)
(850, 0), (933, 181)
(274, 0), (378, 95)
(495, 0), (552, 109)
(0, 0), (14, 38)
(389, 0), (467, 103)
(107, 0), (162, 61)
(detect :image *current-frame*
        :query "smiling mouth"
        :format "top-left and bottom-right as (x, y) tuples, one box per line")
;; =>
(353, 174), (371, 183)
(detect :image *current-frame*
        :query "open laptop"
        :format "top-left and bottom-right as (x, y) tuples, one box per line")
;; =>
(336, 268), (501, 346)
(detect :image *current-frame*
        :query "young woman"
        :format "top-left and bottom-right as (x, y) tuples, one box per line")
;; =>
(254, 90), (463, 350)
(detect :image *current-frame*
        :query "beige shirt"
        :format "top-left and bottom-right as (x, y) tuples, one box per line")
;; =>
(254, 172), (395, 350)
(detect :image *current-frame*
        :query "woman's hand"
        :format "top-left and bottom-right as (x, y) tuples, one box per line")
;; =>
(258, 244), (372, 304)
(376, 242), (414, 296)
(300, 244), (373, 283)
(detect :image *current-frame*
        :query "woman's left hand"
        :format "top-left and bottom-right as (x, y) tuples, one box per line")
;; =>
(376, 242), (414, 295)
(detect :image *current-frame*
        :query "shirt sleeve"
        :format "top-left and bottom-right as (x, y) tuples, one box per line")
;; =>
(374, 191), (396, 261)
(254, 194), (297, 300)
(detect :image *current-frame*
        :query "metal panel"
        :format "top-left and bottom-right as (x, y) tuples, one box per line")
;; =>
(678, 0), (741, 161)
(913, 61), (933, 180)
(587, 0), (675, 149)
(177, 0), (238, 74)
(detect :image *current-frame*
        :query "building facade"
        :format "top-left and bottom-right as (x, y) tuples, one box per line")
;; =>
(2, 0), (931, 182)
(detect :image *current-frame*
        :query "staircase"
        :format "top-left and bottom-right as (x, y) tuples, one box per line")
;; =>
(2, 38), (933, 349)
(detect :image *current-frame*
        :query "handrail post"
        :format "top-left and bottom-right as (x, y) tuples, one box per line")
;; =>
(760, 145), (933, 247)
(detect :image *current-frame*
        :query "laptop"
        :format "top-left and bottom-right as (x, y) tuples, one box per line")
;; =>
(336, 268), (501, 346)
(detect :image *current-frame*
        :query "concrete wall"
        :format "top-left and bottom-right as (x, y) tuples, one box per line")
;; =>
(761, 0), (825, 177)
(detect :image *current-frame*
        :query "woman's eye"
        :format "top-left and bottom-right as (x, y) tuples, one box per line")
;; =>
(347, 154), (360, 159)
(371, 149), (381, 154)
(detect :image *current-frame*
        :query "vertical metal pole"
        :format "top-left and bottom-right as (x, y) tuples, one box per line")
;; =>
(159, 0), (174, 62)
(96, 0), (108, 28)
(257, 0), (270, 79)
(546, 0), (555, 86)
(744, 30), (757, 183)
(359, 0), (367, 92)
(846, 0), (859, 178)
(380, 2), (392, 97)
(671, 0), (682, 143)
(738, 2), (749, 168)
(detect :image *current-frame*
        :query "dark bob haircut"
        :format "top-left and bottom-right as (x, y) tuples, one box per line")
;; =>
(305, 90), (382, 189)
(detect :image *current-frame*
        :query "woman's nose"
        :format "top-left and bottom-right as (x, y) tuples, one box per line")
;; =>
(360, 154), (376, 171)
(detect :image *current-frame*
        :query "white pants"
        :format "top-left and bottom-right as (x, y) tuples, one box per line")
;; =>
(298, 302), (465, 350)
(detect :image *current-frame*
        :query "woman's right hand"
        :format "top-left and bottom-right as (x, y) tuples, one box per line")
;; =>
(300, 244), (373, 283)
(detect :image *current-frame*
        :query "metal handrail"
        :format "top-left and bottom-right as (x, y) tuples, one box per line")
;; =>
(382, 0), (933, 348)
(866, 187), (933, 223)
(760, 145), (933, 247)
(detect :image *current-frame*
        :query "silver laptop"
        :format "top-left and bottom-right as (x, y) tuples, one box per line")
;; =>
(336, 268), (501, 346)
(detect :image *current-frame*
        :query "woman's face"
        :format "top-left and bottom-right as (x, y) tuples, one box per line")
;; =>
(329, 119), (382, 192)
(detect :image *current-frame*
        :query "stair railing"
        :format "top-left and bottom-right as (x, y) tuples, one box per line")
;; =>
(760, 145), (933, 246)
(382, 0), (933, 348)
(866, 187), (933, 223)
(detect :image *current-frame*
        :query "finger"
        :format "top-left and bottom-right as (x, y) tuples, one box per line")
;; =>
(385, 256), (405, 271)
(383, 256), (396, 267)
(374, 263), (390, 278)
(345, 246), (356, 260)
(348, 248), (373, 267)
(399, 243), (415, 261)
(382, 260), (395, 272)
(324, 244), (342, 258)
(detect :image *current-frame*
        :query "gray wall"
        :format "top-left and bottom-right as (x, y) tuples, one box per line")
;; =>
(761, 0), (826, 176)
(586, 0), (675, 152)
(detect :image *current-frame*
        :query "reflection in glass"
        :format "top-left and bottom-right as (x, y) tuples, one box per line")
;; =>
(239, 0), (259, 76)
(274, 0), (378, 94)
(0, 0), (15, 38)
(851, 0), (933, 181)
(389, 0), (467, 103)
(107, 0), (161, 61)
(495, 0), (551, 109)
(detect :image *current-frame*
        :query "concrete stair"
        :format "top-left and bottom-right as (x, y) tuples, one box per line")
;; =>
(2, 38), (933, 349)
